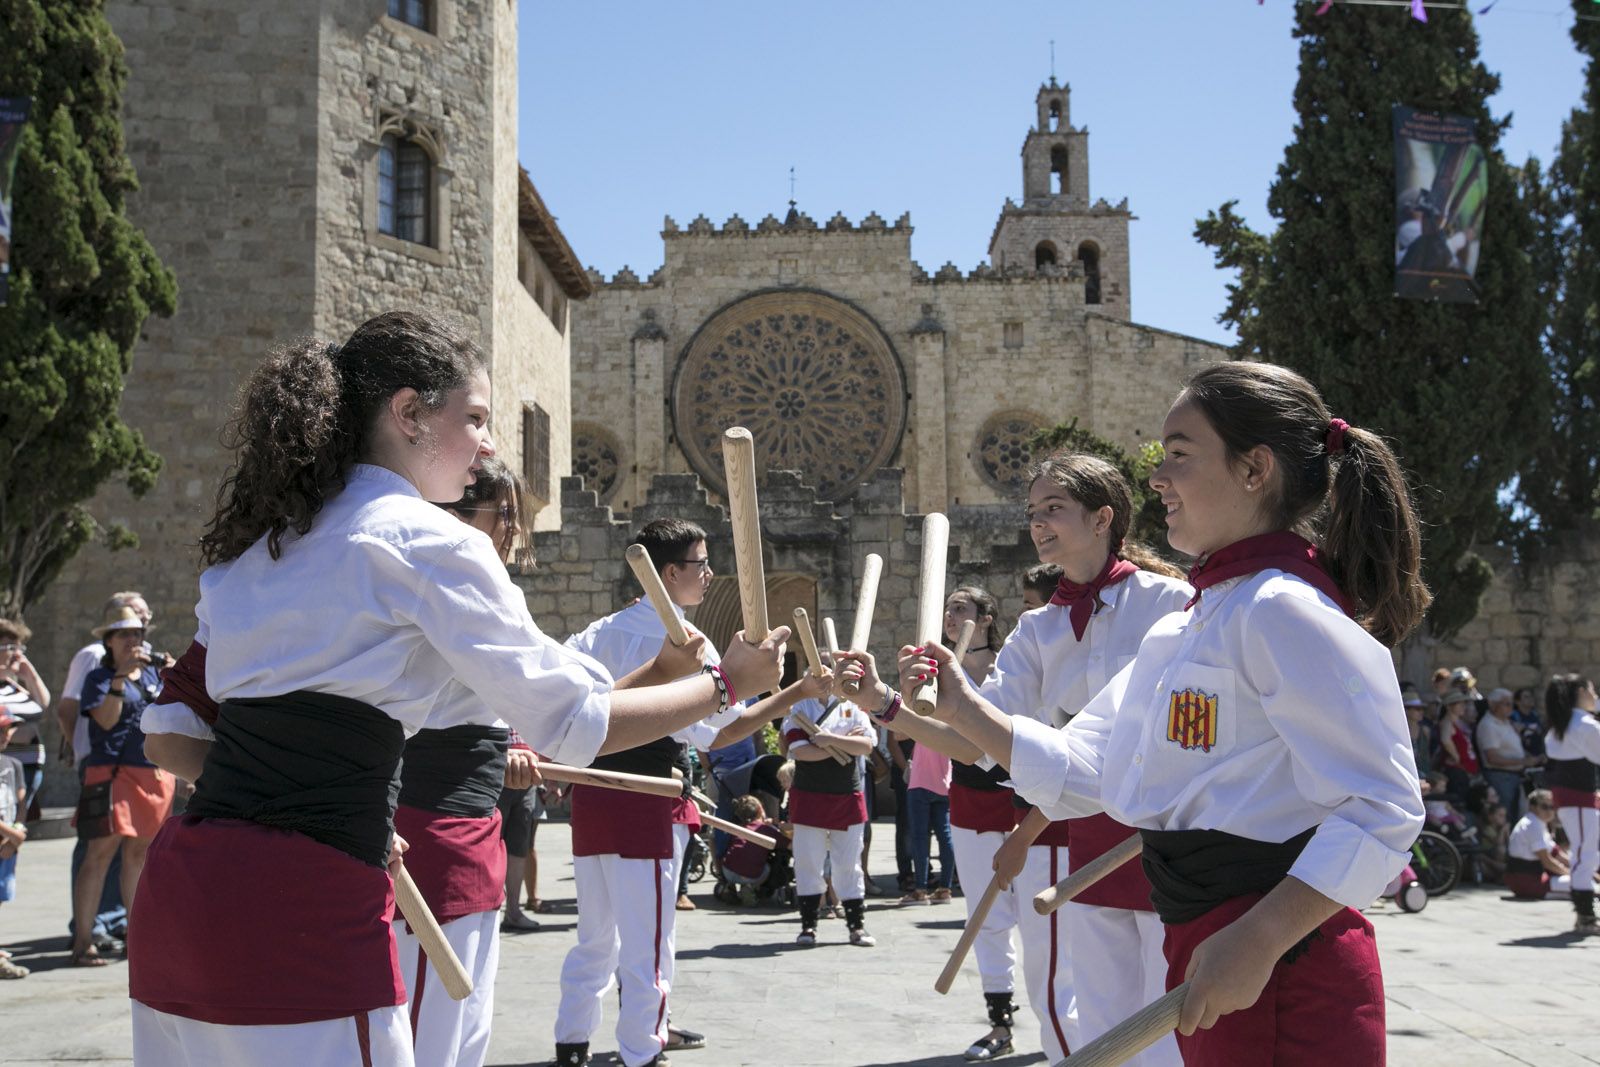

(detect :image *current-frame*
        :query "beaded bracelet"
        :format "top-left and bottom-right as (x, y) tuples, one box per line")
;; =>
(876, 689), (903, 725)
(702, 663), (733, 715)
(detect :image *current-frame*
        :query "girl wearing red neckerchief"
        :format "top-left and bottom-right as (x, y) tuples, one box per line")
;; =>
(848, 362), (1428, 1067)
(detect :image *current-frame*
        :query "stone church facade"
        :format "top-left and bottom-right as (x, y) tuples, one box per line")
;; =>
(28, 0), (587, 801)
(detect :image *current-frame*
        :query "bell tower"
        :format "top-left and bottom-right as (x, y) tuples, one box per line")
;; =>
(988, 77), (1132, 316)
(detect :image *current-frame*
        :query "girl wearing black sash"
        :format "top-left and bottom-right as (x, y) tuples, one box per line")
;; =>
(1542, 673), (1600, 935)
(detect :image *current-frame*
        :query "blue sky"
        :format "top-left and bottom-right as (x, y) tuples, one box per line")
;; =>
(519, 1), (1586, 346)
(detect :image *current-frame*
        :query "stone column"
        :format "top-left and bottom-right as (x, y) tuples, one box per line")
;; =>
(909, 307), (947, 516)
(631, 311), (668, 508)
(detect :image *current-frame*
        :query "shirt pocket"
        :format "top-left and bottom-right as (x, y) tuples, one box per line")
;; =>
(1155, 663), (1237, 758)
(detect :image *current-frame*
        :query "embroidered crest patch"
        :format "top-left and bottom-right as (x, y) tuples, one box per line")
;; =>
(1167, 688), (1219, 752)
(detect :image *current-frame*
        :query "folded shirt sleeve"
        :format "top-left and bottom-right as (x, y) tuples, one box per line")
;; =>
(139, 700), (216, 741)
(1004, 667), (1127, 823)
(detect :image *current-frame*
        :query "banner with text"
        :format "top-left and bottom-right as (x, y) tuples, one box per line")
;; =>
(1393, 105), (1486, 304)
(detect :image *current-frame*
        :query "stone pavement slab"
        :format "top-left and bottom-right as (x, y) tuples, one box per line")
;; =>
(2, 825), (1596, 1065)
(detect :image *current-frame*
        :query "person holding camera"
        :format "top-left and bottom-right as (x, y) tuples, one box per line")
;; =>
(0, 618), (50, 818)
(69, 604), (174, 967)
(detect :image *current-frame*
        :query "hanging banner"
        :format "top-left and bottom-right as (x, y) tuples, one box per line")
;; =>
(1393, 105), (1486, 304)
(0, 97), (30, 307)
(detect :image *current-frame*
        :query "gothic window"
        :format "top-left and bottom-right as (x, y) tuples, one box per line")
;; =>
(1077, 242), (1102, 305)
(974, 411), (1047, 495)
(1050, 145), (1069, 196)
(387, 0), (431, 30)
(379, 134), (432, 245)
(1049, 99), (1062, 132)
(571, 423), (622, 501)
(1034, 241), (1058, 270)
(522, 403), (552, 507)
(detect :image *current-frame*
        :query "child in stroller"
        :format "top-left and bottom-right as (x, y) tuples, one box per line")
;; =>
(714, 794), (795, 907)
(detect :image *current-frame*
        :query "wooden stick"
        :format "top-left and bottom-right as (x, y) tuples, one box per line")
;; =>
(394, 864), (473, 1000)
(536, 762), (684, 798)
(792, 706), (852, 766)
(698, 810), (778, 849)
(625, 543), (689, 646)
(843, 554), (883, 695)
(794, 607), (827, 676)
(822, 617), (840, 655)
(1033, 832), (1143, 915)
(933, 871), (1003, 995)
(950, 618), (976, 663)
(722, 427), (769, 641)
(1053, 983), (1189, 1067)
(910, 513), (950, 716)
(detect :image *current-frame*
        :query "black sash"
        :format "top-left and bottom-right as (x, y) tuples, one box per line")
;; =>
(591, 735), (679, 779)
(1506, 856), (1544, 875)
(186, 692), (404, 869)
(953, 759), (1009, 791)
(794, 749), (860, 795)
(1546, 756), (1600, 793)
(398, 724), (508, 818)
(1140, 826), (1317, 925)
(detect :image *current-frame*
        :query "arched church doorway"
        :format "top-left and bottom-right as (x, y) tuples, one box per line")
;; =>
(693, 573), (819, 688)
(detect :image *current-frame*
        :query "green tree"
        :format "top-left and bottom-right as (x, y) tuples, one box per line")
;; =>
(1194, 7), (1545, 644)
(1512, 1), (1600, 544)
(0, 1), (175, 618)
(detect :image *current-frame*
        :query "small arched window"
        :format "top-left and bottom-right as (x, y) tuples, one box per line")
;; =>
(378, 134), (432, 246)
(1035, 241), (1058, 270)
(1077, 242), (1102, 305)
(1050, 145), (1069, 196)
(1049, 99), (1062, 132)
(388, 0), (430, 30)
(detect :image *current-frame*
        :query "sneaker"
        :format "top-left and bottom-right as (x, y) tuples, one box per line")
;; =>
(964, 1030), (1014, 1061)
(929, 887), (953, 904)
(796, 928), (818, 946)
(899, 889), (930, 906)
(849, 927), (876, 947)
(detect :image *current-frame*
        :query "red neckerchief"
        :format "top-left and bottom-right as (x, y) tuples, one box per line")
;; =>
(1184, 532), (1353, 616)
(1050, 554), (1140, 641)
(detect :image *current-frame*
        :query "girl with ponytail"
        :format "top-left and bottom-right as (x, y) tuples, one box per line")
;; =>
(1541, 673), (1600, 935)
(857, 361), (1427, 1066)
(132, 311), (784, 1065)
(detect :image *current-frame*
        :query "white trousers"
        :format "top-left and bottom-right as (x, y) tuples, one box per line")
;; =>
(1011, 844), (1079, 1062)
(792, 822), (865, 899)
(1558, 806), (1600, 892)
(394, 909), (499, 1067)
(131, 1001), (412, 1066)
(1064, 904), (1180, 1067)
(554, 852), (676, 1067)
(949, 825), (1018, 995)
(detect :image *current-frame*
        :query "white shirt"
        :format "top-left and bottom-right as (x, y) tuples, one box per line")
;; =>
(1507, 812), (1555, 862)
(62, 643), (104, 762)
(783, 696), (872, 759)
(564, 595), (738, 751)
(140, 464), (610, 767)
(1008, 569), (1425, 910)
(1545, 711), (1600, 765)
(982, 571), (1192, 730)
(1475, 713), (1525, 768)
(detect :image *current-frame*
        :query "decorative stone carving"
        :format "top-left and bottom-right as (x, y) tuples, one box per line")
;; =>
(974, 410), (1046, 496)
(571, 423), (622, 502)
(670, 290), (908, 502)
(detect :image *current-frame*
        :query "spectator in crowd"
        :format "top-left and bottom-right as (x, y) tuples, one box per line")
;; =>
(1505, 790), (1572, 900)
(1431, 667), (1453, 701)
(1476, 789), (1509, 883)
(54, 591), (154, 949)
(887, 729), (915, 893)
(1404, 687), (1433, 777)
(1437, 689), (1480, 800)
(70, 604), (175, 966)
(1, 707), (29, 978)
(1451, 665), (1488, 718)
(1019, 563), (1061, 613)
(0, 619), (50, 816)
(1423, 770), (1471, 838)
(1477, 687), (1539, 820)
(897, 736), (954, 905)
(1512, 686), (1545, 757)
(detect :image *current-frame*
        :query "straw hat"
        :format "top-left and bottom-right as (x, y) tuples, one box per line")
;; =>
(92, 604), (149, 639)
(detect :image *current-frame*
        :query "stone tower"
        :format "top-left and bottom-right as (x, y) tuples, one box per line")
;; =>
(988, 77), (1132, 317)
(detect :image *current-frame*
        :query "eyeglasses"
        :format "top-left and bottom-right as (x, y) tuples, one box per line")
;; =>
(468, 504), (516, 524)
(674, 558), (712, 573)
(0, 643), (24, 655)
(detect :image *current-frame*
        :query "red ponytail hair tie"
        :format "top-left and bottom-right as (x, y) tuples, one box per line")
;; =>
(1325, 417), (1349, 455)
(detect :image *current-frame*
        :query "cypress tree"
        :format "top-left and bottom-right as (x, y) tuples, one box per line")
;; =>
(0, 1), (176, 617)
(1195, 6), (1545, 644)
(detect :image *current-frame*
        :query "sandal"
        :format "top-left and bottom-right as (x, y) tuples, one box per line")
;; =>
(71, 946), (111, 968)
(500, 913), (542, 933)
(665, 1025), (705, 1051)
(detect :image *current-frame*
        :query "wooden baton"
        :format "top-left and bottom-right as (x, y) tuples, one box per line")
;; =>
(910, 513), (950, 716)
(698, 810), (778, 850)
(536, 762), (684, 798)
(933, 871), (1004, 995)
(1033, 832), (1142, 915)
(950, 618), (976, 664)
(394, 863), (473, 1000)
(791, 607), (851, 765)
(625, 543), (689, 646)
(1053, 982), (1189, 1067)
(721, 427), (769, 641)
(822, 617), (840, 655)
(844, 553), (883, 695)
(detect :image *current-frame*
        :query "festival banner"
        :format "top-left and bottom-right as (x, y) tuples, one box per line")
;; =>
(0, 97), (30, 307)
(1393, 105), (1486, 304)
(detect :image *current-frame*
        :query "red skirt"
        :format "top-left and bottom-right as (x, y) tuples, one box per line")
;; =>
(1162, 892), (1385, 1067)
(393, 805), (506, 925)
(1504, 870), (1552, 899)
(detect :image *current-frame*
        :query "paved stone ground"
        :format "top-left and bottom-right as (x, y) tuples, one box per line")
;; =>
(2, 824), (1597, 1066)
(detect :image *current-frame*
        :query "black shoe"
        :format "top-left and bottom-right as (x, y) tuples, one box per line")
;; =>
(552, 1042), (589, 1066)
(665, 1025), (705, 1051)
(964, 1029), (1014, 1061)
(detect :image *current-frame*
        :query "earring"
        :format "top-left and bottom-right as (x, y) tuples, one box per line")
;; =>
(409, 436), (419, 447)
